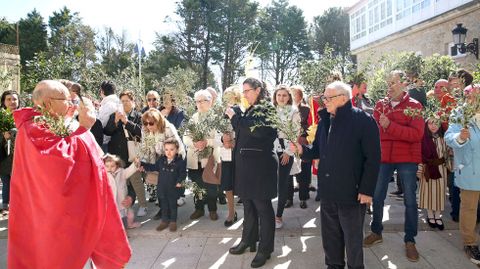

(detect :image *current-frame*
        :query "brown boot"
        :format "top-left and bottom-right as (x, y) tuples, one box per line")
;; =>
(405, 242), (419, 262)
(169, 222), (177, 232)
(156, 221), (169, 232)
(190, 209), (205, 220)
(209, 211), (219, 221)
(363, 232), (383, 247)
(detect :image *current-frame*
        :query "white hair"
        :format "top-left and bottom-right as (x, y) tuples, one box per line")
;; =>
(194, 89), (212, 101)
(326, 81), (352, 99)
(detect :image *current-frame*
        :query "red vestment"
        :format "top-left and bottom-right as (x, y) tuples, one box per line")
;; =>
(8, 108), (131, 269)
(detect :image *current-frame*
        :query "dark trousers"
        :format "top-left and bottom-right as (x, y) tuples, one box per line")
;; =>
(276, 153), (293, 217)
(321, 201), (366, 269)
(188, 167), (218, 212)
(287, 160), (312, 201)
(1, 175), (10, 206)
(157, 182), (178, 222)
(242, 199), (275, 254)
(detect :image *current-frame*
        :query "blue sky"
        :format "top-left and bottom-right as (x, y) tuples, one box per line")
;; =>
(1, 0), (355, 52)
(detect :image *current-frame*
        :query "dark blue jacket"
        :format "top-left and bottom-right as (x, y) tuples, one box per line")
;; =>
(142, 155), (187, 185)
(302, 101), (380, 203)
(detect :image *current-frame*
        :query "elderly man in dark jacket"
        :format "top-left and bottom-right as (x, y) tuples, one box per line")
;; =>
(293, 81), (380, 269)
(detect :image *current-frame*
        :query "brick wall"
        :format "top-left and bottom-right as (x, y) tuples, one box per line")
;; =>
(352, 3), (480, 71)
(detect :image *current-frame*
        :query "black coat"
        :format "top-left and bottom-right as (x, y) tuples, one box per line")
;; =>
(302, 101), (380, 203)
(165, 107), (185, 130)
(231, 104), (278, 200)
(104, 110), (142, 165)
(298, 104), (310, 138)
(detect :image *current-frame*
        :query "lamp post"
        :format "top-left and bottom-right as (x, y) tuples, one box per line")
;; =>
(452, 23), (478, 59)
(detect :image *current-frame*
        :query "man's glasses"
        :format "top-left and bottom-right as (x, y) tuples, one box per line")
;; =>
(147, 98), (158, 102)
(320, 94), (344, 102)
(143, 121), (155, 126)
(243, 88), (255, 95)
(49, 97), (80, 105)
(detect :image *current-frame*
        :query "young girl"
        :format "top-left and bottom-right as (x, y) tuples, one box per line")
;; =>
(103, 154), (141, 229)
(141, 139), (186, 232)
(418, 118), (449, 230)
(140, 108), (185, 219)
(272, 85), (301, 229)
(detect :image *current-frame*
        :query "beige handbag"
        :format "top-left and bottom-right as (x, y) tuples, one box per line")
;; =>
(124, 127), (140, 162)
(202, 155), (221, 185)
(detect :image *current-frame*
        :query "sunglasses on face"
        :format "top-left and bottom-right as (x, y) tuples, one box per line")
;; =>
(143, 121), (155, 126)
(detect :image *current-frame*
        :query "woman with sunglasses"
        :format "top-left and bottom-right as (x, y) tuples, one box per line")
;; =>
(141, 90), (161, 113)
(140, 108), (185, 221)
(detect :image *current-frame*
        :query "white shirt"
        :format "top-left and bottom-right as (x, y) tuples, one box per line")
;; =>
(98, 94), (120, 144)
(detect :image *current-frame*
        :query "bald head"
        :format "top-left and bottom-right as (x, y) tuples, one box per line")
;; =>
(32, 80), (70, 106)
(434, 79), (449, 99)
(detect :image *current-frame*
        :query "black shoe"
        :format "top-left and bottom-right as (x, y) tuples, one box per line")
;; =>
(435, 218), (444, 231)
(229, 242), (256, 255)
(152, 209), (162, 220)
(300, 201), (307, 209)
(148, 197), (156, 203)
(224, 212), (238, 227)
(293, 187), (299, 193)
(315, 195), (320, 202)
(464, 245), (480, 265)
(237, 198), (243, 204)
(219, 196), (227, 205)
(284, 200), (293, 208)
(426, 218), (437, 229)
(251, 252), (271, 268)
(308, 185), (316, 192)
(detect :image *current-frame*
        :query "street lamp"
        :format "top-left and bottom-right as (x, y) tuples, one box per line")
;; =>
(452, 23), (478, 59)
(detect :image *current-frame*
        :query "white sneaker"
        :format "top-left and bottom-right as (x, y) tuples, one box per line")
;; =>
(137, 207), (147, 217)
(177, 197), (186, 207)
(275, 218), (283, 229)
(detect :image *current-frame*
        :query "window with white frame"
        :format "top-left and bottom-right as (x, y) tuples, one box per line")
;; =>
(350, 6), (367, 41)
(396, 0), (431, 20)
(368, 0), (393, 34)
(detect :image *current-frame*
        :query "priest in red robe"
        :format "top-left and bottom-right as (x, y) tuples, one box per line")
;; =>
(8, 80), (131, 269)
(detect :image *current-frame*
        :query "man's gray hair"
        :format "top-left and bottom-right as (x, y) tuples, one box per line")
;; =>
(326, 81), (352, 99)
(194, 89), (212, 101)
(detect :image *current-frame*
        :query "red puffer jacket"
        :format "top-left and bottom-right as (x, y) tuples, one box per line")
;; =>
(373, 92), (425, 163)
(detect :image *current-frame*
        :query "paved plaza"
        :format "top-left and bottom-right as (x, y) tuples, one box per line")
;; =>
(0, 180), (478, 269)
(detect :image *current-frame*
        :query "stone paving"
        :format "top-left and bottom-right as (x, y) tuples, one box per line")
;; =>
(1, 180), (478, 269)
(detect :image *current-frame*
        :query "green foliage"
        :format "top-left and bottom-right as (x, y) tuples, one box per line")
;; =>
(0, 109), (15, 132)
(421, 54), (457, 88)
(257, 0), (310, 84)
(365, 53), (399, 103)
(18, 9), (48, 66)
(310, 7), (350, 58)
(297, 46), (351, 95)
(154, 66), (198, 111)
(474, 63), (480, 84)
(0, 18), (16, 45)
(211, 0), (258, 90)
(393, 52), (424, 78)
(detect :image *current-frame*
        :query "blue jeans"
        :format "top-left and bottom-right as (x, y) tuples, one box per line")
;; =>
(371, 163), (418, 243)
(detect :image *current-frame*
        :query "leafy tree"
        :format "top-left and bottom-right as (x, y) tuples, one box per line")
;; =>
(421, 54), (457, 88)
(143, 35), (188, 89)
(297, 46), (352, 95)
(174, 0), (219, 88)
(0, 18), (16, 45)
(48, 7), (96, 66)
(310, 7), (350, 58)
(211, 0), (258, 90)
(257, 0), (310, 85)
(18, 9), (48, 66)
(97, 27), (136, 77)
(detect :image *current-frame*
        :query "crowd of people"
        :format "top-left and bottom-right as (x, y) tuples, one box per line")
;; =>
(0, 67), (479, 268)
